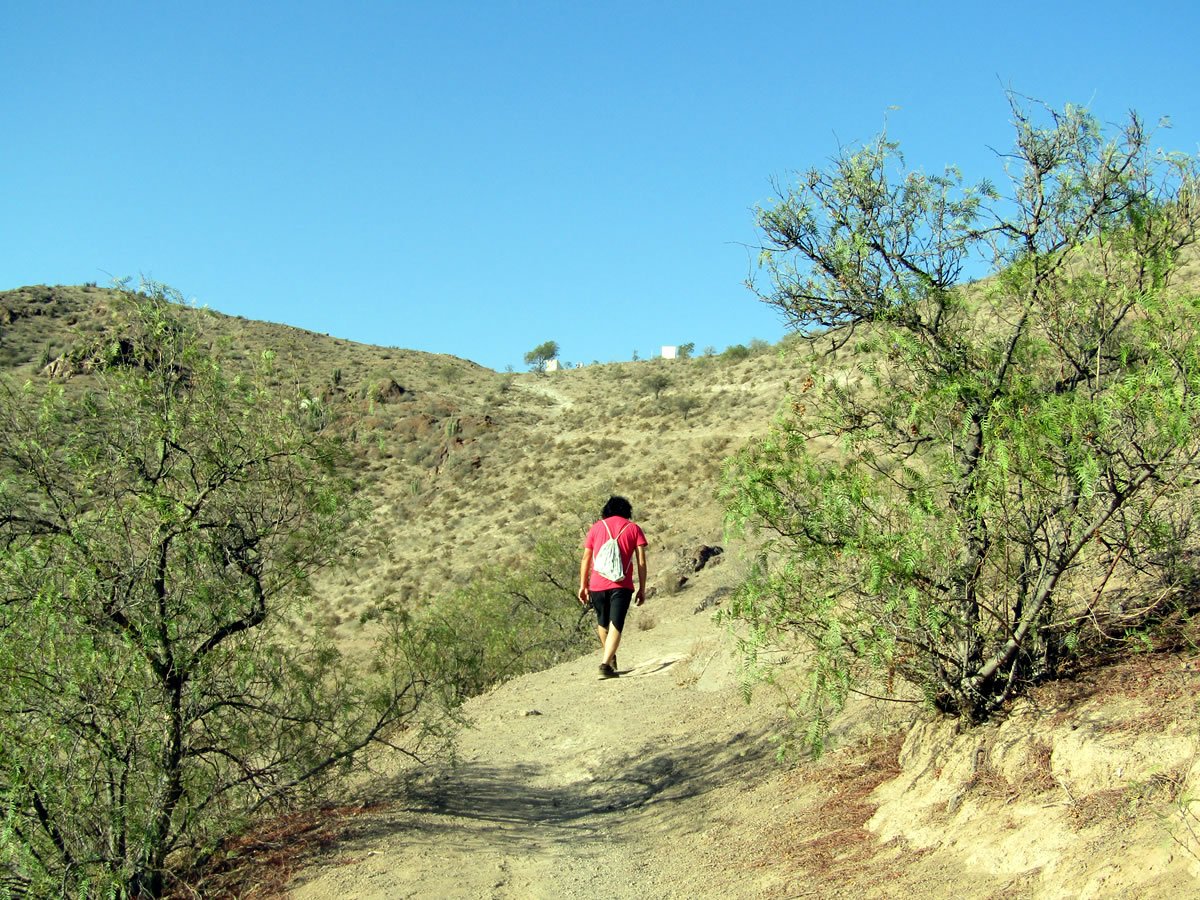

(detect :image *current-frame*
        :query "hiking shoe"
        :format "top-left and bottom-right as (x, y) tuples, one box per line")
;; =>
(599, 663), (618, 679)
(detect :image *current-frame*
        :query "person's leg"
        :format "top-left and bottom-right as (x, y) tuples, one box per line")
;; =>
(592, 591), (614, 670)
(601, 625), (621, 667)
(601, 589), (633, 669)
(598, 626), (617, 671)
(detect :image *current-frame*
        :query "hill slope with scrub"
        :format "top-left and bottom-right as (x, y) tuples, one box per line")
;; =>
(4, 280), (1200, 898)
(7, 98), (1200, 897)
(0, 283), (792, 621)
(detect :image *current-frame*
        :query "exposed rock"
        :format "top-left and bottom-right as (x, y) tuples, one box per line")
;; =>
(373, 379), (409, 402)
(42, 355), (76, 379)
(41, 337), (158, 379)
(678, 545), (723, 574)
(866, 656), (1200, 893)
(397, 413), (439, 436)
(693, 586), (733, 615)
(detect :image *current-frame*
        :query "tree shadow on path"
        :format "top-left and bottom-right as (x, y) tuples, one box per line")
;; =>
(347, 724), (777, 853)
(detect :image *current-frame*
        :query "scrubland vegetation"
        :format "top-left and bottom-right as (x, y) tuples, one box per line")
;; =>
(0, 280), (784, 897)
(723, 96), (1200, 750)
(2, 95), (1199, 896)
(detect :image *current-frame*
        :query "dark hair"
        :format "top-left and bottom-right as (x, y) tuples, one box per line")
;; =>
(601, 495), (633, 519)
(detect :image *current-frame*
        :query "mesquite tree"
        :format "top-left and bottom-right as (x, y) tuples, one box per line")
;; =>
(0, 286), (451, 897)
(523, 340), (559, 374)
(722, 97), (1200, 746)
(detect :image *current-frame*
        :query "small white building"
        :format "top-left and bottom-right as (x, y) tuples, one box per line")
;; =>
(661, 346), (677, 360)
(545, 359), (560, 372)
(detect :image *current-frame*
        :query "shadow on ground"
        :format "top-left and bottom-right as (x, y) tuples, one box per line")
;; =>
(333, 725), (778, 853)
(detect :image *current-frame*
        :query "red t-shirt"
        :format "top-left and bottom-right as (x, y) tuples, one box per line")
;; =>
(583, 516), (648, 591)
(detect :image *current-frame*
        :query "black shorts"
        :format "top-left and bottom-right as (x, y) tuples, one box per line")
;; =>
(590, 588), (633, 632)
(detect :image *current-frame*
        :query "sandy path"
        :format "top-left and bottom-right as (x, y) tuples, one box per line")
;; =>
(287, 581), (786, 899)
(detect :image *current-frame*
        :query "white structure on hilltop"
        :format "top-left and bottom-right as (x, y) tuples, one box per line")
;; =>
(661, 346), (677, 360)
(545, 359), (560, 372)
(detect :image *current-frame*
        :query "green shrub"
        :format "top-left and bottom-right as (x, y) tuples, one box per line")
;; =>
(415, 530), (594, 699)
(722, 343), (750, 362)
(0, 284), (458, 896)
(723, 96), (1200, 751)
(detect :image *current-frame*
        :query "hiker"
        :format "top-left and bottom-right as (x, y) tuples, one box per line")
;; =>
(578, 495), (648, 678)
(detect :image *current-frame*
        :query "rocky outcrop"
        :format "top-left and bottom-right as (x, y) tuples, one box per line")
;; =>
(372, 378), (409, 402)
(679, 545), (723, 574)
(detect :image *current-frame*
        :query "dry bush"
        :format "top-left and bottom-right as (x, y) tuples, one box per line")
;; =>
(636, 611), (658, 631)
(1019, 739), (1058, 794)
(167, 804), (385, 900)
(1069, 789), (1135, 828)
(1, 283), (793, 671)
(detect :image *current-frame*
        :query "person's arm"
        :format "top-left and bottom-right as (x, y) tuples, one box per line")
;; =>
(634, 544), (647, 606)
(578, 547), (593, 606)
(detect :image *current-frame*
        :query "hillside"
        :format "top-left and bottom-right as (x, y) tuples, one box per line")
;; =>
(4, 284), (1200, 898)
(0, 285), (793, 633)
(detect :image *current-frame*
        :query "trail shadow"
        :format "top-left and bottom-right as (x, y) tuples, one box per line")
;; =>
(342, 725), (775, 851)
(620, 654), (683, 677)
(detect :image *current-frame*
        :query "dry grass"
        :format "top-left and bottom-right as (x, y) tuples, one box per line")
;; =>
(1020, 739), (1058, 794)
(167, 803), (388, 899)
(636, 611), (659, 631)
(1, 284), (797, 649)
(1029, 620), (1200, 735)
(10, 272), (1200, 896)
(1064, 770), (1187, 832)
(724, 731), (909, 897)
(1067, 788), (1135, 829)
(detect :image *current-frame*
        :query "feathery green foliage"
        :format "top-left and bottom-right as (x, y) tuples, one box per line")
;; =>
(723, 96), (1200, 750)
(0, 285), (456, 898)
(643, 371), (671, 398)
(417, 529), (594, 700)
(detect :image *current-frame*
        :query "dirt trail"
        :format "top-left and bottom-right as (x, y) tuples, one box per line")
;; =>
(514, 380), (575, 412)
(288, 575), (805, 899)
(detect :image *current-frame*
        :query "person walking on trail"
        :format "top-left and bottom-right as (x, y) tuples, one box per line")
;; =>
(578, 496), (648, 679)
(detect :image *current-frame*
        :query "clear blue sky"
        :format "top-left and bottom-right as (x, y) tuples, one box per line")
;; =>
(4, 1), (1198, 371)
